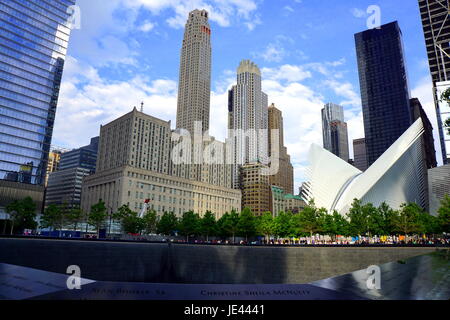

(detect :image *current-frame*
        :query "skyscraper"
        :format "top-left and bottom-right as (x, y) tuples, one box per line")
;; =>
(321, 103), (349, 162)
(44, 149), (62, 187)
(228, 60), (269, 189)
(268, 104), (294, 194)
(46, 137), (99, 209)
(410, 98), (437, 169)
(59, 137), (98, 172)
(428, 164), (450, 216)
(176, 9), (211, 135)
(418, 0), (450, 164)
(0, 0), (75, 211)
(355, 21), (412, 166)
(353, 138), (368, 172)
(329, 120), (350, 162)
(241, 162), (270, 216)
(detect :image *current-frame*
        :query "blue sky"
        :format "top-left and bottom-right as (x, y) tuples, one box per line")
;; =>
(54, 0), (439, 192)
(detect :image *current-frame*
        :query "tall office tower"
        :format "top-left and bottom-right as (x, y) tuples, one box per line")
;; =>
(418, 0), (450, 163)
(321, 103), (349, 161)
(330, 120), (350, 162)
(355, 21), (412, 166)
(96, 108), (171, 175)
(45, 137), (99, 209)
(410, 98), (437, 169)
(228, 60), (269, 189)
(59, 137), (99, 172)
(44, 150), (62, 187)
(428, 164), (450, 216)
(176, 9), (211, 135)
(241, 163), (270, 216)
(268, 104), (294, 194)
(0, 0), (75, 213)
(353, 138), (368, 172)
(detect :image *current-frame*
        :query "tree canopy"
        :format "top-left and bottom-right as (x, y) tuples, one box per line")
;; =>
(6, 197), (37, 234)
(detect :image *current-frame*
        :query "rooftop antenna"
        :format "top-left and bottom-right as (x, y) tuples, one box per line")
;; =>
(140, 101), (144, 113)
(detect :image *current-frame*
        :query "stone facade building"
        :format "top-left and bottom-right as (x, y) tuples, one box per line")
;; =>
(268, 104), (294, 194)
(241, 163), (270, 216)
(81, 108), (241, 219)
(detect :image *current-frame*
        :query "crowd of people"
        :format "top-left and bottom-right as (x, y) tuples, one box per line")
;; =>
(165, 235), (450, 246)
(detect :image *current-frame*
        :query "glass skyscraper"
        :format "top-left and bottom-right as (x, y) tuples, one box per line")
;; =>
(0, 0), (75, 209)
(321, 103), (349, 162)
(355, 21), (412, 167)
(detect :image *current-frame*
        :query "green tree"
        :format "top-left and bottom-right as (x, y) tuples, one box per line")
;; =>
(237, 208), (256, 242)
(66, 207), (84, 232)
(295, 201), (322, 237)
(157, 212), (178, 236)
(123, 213), (145, 235)
(347, 199), (370, 236)
(377, 202), (397, 235)
(273, 211), (296, 239)
(417, 211), (439, 235)
(114, 205), (145, 235)
(365, 203), (384, 236)
(5, 200), (21, 235)
(255, 212), (275, 242)
(333, 211), (351, 237)
(6, 197), (37, 234)
(178, 211), (200, 242)
(321, 210), (350, 239)
(437, 195), (450, 233)
(41, 204), (65, 236)
(142, 209), (158, 235)
(445, 117), (450, 135)
(216, 212), (230, 238)
(217, 210), (240, 243)
(393, 203), (422, 238)
(88, 200), (107, 237)
(199, 211), (216, 241)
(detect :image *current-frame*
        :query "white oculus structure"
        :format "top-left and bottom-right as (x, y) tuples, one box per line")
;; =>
(303, 118), (429, 214)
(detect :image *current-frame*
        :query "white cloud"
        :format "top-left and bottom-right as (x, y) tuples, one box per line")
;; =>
(258, 44), (286, 63)
(262, 64), (312, 82)
(123, 0), (259, 29)
(324, 79), (361, 108)
(70, 0), (261, 68)
(253, 36), (296, 63)
(54, 57), (178, 148)
(139, 20), (156, 32)
(351, 8), (366, 18)
(244, 13), (262, 31)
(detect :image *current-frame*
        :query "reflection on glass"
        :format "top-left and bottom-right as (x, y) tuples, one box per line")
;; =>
(0, 0), (75, 186)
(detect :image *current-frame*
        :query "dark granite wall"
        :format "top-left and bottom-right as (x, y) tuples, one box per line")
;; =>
(0, 238), (437, 283)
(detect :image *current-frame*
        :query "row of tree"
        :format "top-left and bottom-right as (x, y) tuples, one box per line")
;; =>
(155, 198), (450, 241)
(3, 196), (450, 239)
